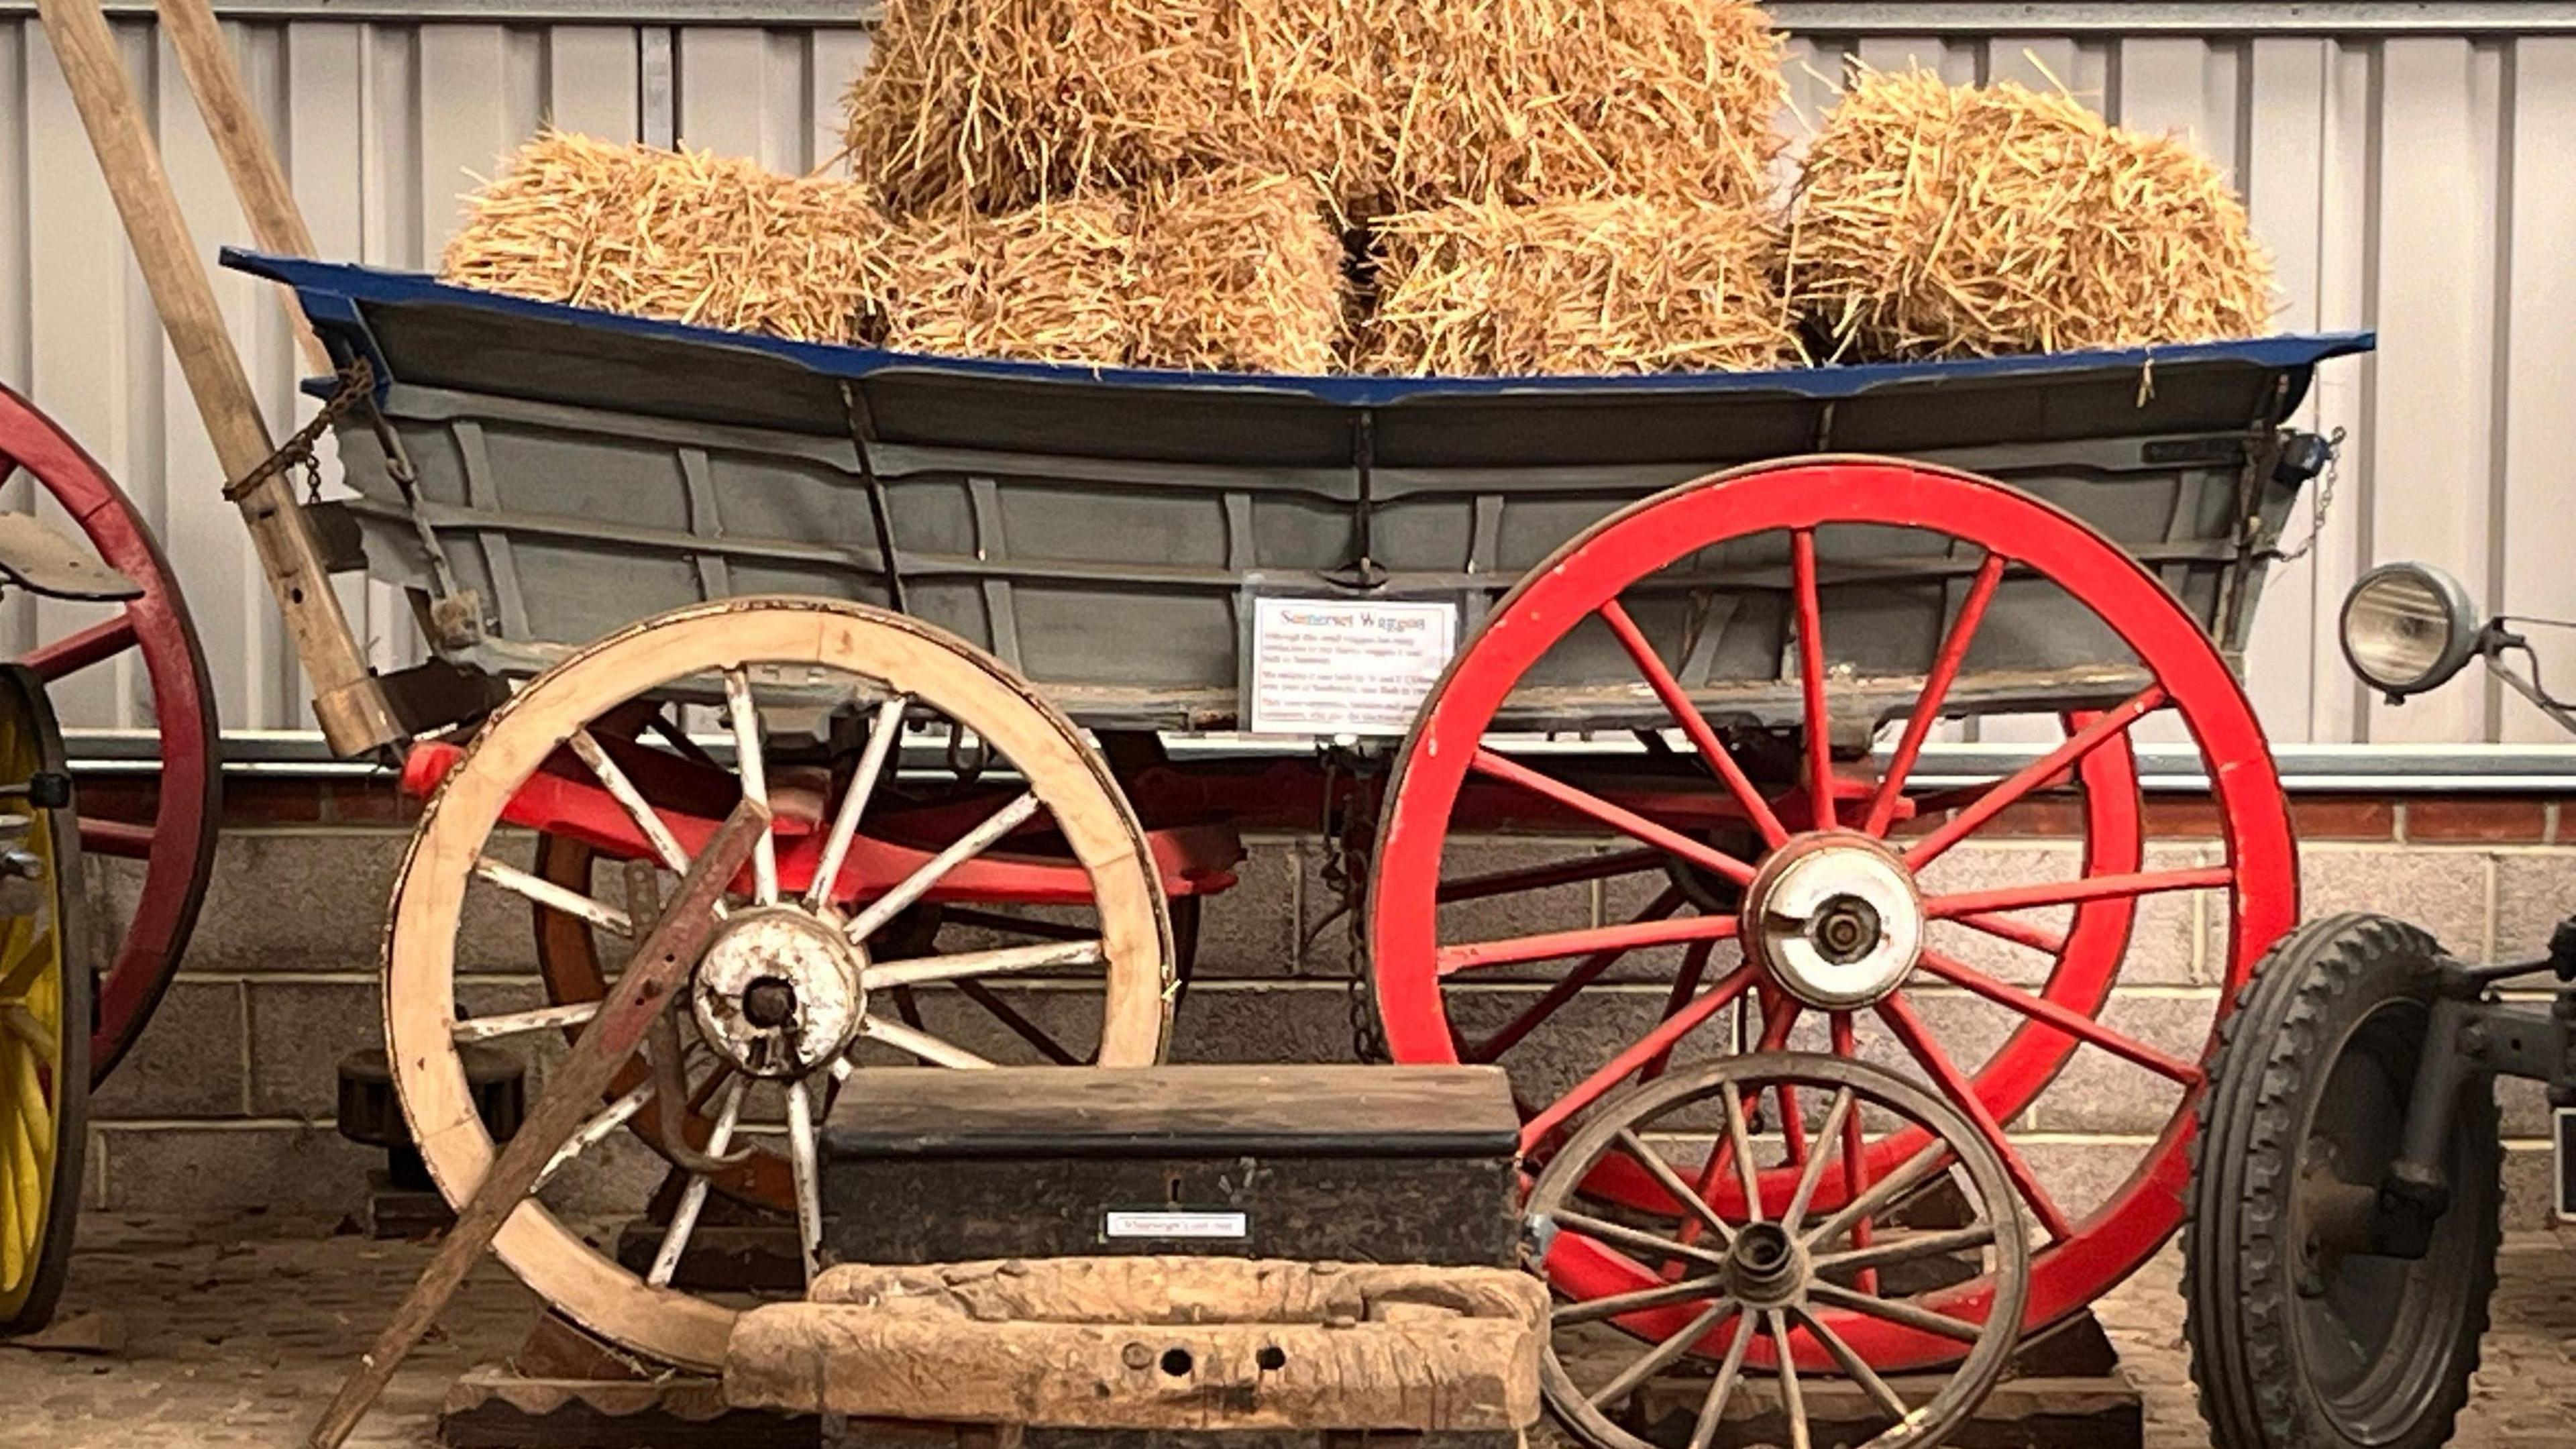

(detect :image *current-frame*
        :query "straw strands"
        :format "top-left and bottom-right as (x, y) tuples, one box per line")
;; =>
(1784, 69), (2274, 360)
(438, 130), (891, 344)
(1360, 195), (1799, 376)
(881, 195), (1140, 366)
(1130, 170), (1345, 374)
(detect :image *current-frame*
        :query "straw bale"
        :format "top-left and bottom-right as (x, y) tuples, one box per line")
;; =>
(1130, 168), (1346, 374)
(879, 195), (1140, 366)
(1377, 0), (1785, 212)
(439, 129), (890, 344)
(1784, 69), (2274, 360)
(1358, 194), (1799, 376)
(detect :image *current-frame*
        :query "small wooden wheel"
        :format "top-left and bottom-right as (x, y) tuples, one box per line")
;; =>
(1531, 1053), (2028, 1449)
(0, 665), (89, 1334)
(384, 598), (1171, 1370)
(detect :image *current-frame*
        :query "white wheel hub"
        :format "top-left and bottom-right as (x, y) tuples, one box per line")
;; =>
(691, 906), (867, 1078)
(1744, 836), (1923, 1010)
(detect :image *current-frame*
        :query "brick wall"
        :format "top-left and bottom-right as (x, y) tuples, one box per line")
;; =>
(76, 777), (2576, 1231)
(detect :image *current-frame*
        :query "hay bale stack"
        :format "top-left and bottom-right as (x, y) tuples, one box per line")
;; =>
(439, 130), (889, 344)
(1359, 195), (1799, 376)
(1130, 169), (1345, 374)
(880, 195), (1139, 366)
(1379, 0), (1784, 212)
(1785, 69), (2273, 360)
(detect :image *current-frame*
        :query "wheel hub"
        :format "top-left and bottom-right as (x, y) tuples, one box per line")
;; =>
(1722, 1220), (1809, 1309)
(1743, 834), (1923, 1010)
(692, 906), (866, 1078)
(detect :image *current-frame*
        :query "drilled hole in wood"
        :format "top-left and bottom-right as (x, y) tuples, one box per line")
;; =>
(1159, 1348), (1193, 1377)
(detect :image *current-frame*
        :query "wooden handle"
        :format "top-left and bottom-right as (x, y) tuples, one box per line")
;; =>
(305, 800), (774, 1449)
(32, 0), (401, 755)
(153, 0), (331, 373)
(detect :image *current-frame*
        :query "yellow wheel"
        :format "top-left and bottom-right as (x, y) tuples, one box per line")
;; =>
(0, 663), (86, 1334)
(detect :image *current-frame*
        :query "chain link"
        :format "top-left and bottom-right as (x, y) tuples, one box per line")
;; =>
(221, 356), (376, 506)
(1306, 745), (1387, 1063)
(2269, 425), (2347, 566)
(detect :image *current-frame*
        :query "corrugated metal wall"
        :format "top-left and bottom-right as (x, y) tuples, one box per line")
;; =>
(0, 9), (2567, 747)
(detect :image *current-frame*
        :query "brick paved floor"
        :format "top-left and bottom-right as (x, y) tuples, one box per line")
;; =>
(2, 1215), (2569, 1448)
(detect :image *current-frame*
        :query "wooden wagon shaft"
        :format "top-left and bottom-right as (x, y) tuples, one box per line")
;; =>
(29, 0), (400, 756)
(152, 0), (330, 373)
(305, 798), (772, 1449)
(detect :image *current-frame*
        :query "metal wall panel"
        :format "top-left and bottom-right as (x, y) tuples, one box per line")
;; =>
(0, 13), (2565, 749)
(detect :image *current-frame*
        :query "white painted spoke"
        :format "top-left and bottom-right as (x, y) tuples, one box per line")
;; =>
(450, 1000), (601, 1044)
(648, 1075), (747, 1287)
(787, 1078), (824, 1281)
(473, 857), (630, 935)
(722, 667), (780, 906)
(531, 1079), (654, 1193)
(568, 728), (692, 874)
(863, 938), (1103, 991)
(843, 791), (1042, 944)
(805, 694), (908, 912)
(859, 1015), (994, 1069)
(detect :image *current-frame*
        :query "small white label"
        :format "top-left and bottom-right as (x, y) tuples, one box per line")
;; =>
(1248, 596), (1458, 737)
(1104, 1210), (1249, 1240)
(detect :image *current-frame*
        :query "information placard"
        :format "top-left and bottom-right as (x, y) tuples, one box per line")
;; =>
(1248, 596), (1458, 737)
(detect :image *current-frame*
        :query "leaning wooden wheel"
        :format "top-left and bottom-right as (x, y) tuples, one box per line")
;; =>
(1532, 1053), (2029, 1449)
(384, 597), (1171, 1371)
(1371, 457), (2296, 1369)
(0, 665), (89, 1334)
(0, 384), (222, 1085)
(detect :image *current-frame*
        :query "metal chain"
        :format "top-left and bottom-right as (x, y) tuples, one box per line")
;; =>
(221, 356), (375, 506)
(2269, 425), (2347, 566)
(1307, 745), (1387, 1063)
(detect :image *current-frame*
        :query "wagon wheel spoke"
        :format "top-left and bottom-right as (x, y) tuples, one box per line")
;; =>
(1811, 1223), (1998, 1276)
(1721, 1085), (1764, 1221)
(863, 938), (1104, 989)
(1437, 912), (1737, 976)
(1805, 1278), (1986, 1344)
(1802, 1136), (1953, 1251)
(1792, 1303), (1911, 1421)
(451, 1001), (601, 1043)
(1826, 1012), (1878, 1289)
(1519, 964), (1756, 1149)
(565, 728), (696, 875)
(1877, 991), (2072, 1241)
(1468, 749), (1755, 887)
(954, 978), (1081, 1065)
(844, 792), (1042, 944)
(475, 856), (632, 935)
(532, 1078), (655, 1194)
(1781, 1087), (1856, 1228)
(1684, 1310), (1758, 1449)
(1438, 847), (1669, 904)
(647, 1075), (747, 1287)
(1923, 864), (2232, 919)
(721, 668), (781, 906)
(1955, 910), (2066, 955)
(806, 694), (909, 912)
(1552, 1208), (1733, 1271)
(786, 1077), (824, 1281)
(1552, 1271), (1731, 1326)
(1864, 550), (2007, 837)
(1613, 1126), (1736, 1246)
(78, 818), (152, 859)
(855, 1014), (994, 1070)
(1915, 947), (2202, 1084)
(1790, 527), (1834, 833)
(1464, 886), (1684, 1063)
(1679, 994), (1799, 1237)
(1638, 939), (1715, 1082)
(21, 610), (138, 684)
(1597, 598), (1787, 849)
(935, 906), (1095, 943)
(1902, 685), (2165, 871)
(643, 708), (724, 771)
(1764, 1308), (1812, 1449)
(1587, 1298), (1739, 1409)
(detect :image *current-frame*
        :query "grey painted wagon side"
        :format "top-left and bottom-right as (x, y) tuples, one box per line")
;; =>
(239, 252), (2367, 737)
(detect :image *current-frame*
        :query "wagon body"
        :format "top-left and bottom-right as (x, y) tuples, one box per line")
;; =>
(237, 252), (2365, 737)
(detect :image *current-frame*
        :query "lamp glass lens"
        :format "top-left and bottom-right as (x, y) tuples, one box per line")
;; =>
(2345, 572), (2459, 692)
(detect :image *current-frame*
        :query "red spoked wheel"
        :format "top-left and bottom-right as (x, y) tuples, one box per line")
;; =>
(0, 384), (221, 1085)
(1371, 456), (2295, 1369)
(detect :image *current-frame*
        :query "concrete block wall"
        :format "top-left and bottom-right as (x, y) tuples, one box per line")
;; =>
(75, 777), (2576, 1231)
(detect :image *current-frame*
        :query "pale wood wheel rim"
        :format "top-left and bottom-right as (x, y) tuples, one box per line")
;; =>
(384, 598), (1171, 1371)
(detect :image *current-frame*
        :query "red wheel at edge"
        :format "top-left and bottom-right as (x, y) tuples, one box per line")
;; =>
(0, 384), (223, 1086)
(1368, 457), (2296, 1371)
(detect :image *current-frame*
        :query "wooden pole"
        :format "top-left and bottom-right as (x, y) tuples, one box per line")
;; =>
(303, 800), (773, 1449)
(31, 0), (400, 755)
(151, 0), (331, 374)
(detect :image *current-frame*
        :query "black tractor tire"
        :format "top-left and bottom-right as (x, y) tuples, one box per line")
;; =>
(2183, 912), (2502, 1449)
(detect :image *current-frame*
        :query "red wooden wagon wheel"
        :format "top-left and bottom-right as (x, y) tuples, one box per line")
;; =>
(0, 384), (221, 1086)
(1370, 456), (2296, 1370)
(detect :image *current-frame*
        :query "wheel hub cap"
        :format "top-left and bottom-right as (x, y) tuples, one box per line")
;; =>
(692, 906), (865, 1077)
(1743, 835), (1923, 1010)
(1723, 1221), (1809, 1309)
